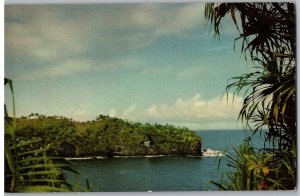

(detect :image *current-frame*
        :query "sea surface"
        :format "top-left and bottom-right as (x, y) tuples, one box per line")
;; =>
(65, 129), (268, 192)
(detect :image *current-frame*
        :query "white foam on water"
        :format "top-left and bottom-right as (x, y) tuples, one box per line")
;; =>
(202, 148), (224, 157)
(65, 157), (93, 160)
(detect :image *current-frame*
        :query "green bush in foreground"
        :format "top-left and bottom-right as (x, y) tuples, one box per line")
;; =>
(5, 78), (87, 192)
(212, 138), (296, 190)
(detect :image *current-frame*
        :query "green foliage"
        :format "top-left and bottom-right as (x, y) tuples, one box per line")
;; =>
(226, 53), (296, 150)
(15, 117), (77, 156)
(15, 115), (202, 157)
(212, 138), (296, 190)
(5, 137), (75, 192)
(205, 2), (296, 190)
(4, 78), (87, 192)
(205, 3), (295, 57)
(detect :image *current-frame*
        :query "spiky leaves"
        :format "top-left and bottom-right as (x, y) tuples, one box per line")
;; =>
(205, 2), (296, 190)
(205, 3), (295, 58)
(212, 138), (296, 190)
(205, 2), (296, 150)
(4, 78), (85, 192)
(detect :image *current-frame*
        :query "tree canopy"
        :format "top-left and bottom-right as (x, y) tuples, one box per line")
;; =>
(14, 114), (202, 157)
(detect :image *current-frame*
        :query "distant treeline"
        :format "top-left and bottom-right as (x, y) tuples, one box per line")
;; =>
(12, 114), (202, 157)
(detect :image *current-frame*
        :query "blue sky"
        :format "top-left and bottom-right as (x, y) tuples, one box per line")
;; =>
(5, 3), (255, 130)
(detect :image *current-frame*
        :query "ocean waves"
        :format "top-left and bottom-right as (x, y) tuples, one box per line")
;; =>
(202, 149), (224, 157)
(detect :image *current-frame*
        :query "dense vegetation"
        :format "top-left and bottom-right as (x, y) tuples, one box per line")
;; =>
(205, 2), (296, 190)
(5, 79), (86, 192)
(14, 114), (202, 157)
(5, 77), (201, 192)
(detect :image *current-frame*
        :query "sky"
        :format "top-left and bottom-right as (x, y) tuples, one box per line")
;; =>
(4, 3), (256, 130)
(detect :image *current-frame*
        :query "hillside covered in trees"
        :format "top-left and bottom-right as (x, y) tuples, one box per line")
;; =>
(12, 114), (202, 158)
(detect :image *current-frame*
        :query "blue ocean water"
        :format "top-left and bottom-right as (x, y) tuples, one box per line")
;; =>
(66, 129), (268, 192)
(197, 129), (267, 151)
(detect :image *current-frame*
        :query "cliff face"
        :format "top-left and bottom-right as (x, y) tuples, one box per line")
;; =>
(111, 134), (202, 156)
(15, 115), (202, 157)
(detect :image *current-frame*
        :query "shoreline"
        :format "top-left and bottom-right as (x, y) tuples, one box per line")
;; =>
(65, 154), (201, 160)
(65, 149), (224, 160)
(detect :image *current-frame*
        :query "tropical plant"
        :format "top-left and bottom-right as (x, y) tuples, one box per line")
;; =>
(205, 2), (296, 190)
(212, 138), (296, 190)
(4, 78), (86, 192)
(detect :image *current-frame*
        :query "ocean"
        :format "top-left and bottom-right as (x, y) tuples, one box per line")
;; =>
(65, 129), (267, 191)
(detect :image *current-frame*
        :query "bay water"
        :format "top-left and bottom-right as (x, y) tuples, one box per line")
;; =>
(66, 129), (267, 191)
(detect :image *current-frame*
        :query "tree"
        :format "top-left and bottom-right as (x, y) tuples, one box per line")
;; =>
(96, 114), (109, 121)
(205, 3), (296, 190)
(4, 78), (85, 192)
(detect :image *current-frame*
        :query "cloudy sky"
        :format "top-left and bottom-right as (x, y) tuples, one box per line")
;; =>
(5, 3), (255, 130)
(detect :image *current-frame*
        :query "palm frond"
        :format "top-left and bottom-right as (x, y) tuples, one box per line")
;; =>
(4, 78), (85, 192)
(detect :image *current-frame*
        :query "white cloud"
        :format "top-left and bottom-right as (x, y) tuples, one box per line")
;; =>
(5, 3), (206, 77)
(73, 110), (88, 116)
(155, 4), (204, 36)
(108, 108), (117, 117)
(17, 58), (94, 80)
(130, 4), (161, 27)
(109, 105), (141, 122)
(145, 93), (242, 120)
(5, 6), (89, 61)
(108, 93), (243, 129)
(122, 105), (138, 117)
(71, 110), (90, 121)
(12, 54), (143, 81)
